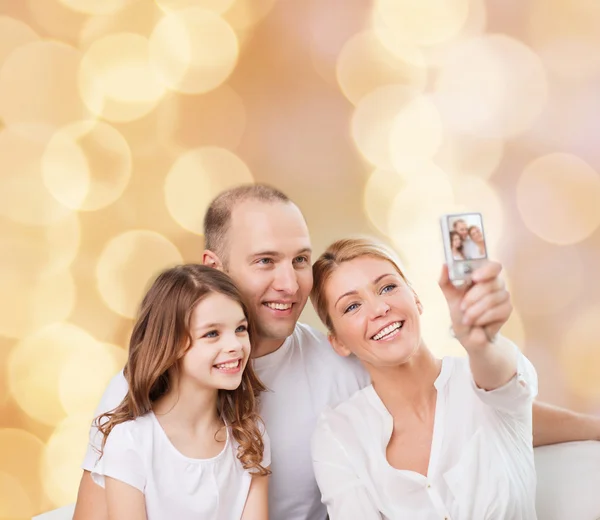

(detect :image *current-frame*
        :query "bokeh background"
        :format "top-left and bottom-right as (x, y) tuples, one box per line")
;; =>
(1, 0), (600, 517)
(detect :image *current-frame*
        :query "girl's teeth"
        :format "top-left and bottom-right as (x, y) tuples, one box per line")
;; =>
(216, 360), (239, 369)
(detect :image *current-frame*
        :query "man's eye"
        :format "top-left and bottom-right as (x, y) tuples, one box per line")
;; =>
(294, 256), (309, 265)
(204, 330), (218, 338)
(344, 303), (359, 314)
(257, 258), (273, 265)
(235, 325), (248, 333)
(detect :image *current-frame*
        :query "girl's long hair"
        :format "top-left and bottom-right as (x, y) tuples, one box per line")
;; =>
(95, 264), (269, 475)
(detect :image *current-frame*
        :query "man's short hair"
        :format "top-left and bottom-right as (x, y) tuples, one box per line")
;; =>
(204, 184), (291, 262)
(452, 218), (466, 229)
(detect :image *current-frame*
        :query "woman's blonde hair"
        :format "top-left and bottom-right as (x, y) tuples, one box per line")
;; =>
(311, 238), (411, 333)
(95, 264), (269, 476)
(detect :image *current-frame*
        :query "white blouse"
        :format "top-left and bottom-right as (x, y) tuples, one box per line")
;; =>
(311, 345), (538, 520)
(92, 412), (270, 520)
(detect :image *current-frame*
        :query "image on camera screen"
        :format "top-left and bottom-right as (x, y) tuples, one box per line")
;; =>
(447, 213), (487, 262)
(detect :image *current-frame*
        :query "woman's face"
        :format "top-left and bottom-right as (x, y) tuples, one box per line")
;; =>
(469, 226), (483, 243)
(181, 293), (251, 392)
(451, 233), (462, 250)
(325, 256), (422, 369)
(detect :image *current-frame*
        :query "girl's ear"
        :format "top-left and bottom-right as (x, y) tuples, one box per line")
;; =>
(328, 333), (352, 357)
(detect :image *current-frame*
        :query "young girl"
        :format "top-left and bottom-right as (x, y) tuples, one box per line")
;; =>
(91, 264), (270, 520)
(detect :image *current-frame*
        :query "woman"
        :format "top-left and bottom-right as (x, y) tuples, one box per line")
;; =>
(468, 225), (487, 258)
(310, 238), (537, 519)
(92, 264), (270, 520)
(449, 230), (465, 260)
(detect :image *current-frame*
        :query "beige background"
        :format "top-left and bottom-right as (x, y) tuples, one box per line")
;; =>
(1, 0), (600, 516)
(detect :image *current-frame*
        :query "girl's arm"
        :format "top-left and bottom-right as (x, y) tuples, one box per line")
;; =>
(105, 477), (147, 520)
(241, 471), (270, 520)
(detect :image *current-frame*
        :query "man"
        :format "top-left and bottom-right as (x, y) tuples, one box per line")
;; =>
(452, 218), (479, 259)
(74, 184), (600, 520)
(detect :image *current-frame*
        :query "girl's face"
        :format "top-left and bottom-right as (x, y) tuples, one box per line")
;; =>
(325, 256), (423, 370)
(451, 233), (462, 249)
(181, 293), (251, 391)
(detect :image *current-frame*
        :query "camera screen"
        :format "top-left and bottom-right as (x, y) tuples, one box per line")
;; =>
(447, 213), (487, 261)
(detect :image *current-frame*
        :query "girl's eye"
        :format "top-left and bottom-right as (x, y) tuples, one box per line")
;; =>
(344, 303), (359, 314)
(381, 284), (397, 294)
(203, 330), (218, 339)
(236, 325), (248, 333)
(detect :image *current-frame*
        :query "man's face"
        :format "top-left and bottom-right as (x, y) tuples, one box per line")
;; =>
(454, 220), (468, 240)
(222, 200), (313, 346)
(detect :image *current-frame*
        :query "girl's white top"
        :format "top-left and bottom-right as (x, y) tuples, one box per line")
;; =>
(92, 412), (270, 520)
(311, 342), (538, 520)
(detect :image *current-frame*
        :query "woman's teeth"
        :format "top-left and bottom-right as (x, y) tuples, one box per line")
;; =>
(372, 321), (403, 341)
(265, 302), (292, 310)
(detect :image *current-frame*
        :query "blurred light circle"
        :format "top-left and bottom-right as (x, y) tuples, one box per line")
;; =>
(58, 0), (131, 15)
(0, 212), (80, 282)
(336, 31), (427, 106)
(351, 84), (418, 169)
(79, 0), (162, 50)
(79, 33), (166, 123)
(389, 95), (444, 171)
(0, 41), (88, 132)
(434, 35), (548, 138)
(0, 16), (40, 66)
(0, 126), (73, 226)
(149, 8), (238, 94)
(96, 230), (183, 318)
(559, 305), (600, 400)
(364, 169), (406, 235)
(156, 0), (236, 14)
(59, 342), (126, 416)
(42, 120), (133, 211)
(0, 429), (45, 516)
(510, 240), (583, 317)
(450, 175), (504, 253)
(27, 0), (89, 44)
(165, 147), (254, 235)
(42, 414), (93, 506)
(0, 269), (75, 340)
(435, 133), (504, 180)
(388, 161), (455, 263)
(517, 153), (600, 245)
(223, 0), (277, 31)
(529, 0), (600, 80)
(0, 471), (34, 519)
(157, 86), (246, 152)
(373, 0), (470, 47)
(7, 323), (98, 426)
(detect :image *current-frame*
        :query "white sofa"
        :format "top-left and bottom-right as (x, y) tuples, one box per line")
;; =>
(33, 441), (600, 520)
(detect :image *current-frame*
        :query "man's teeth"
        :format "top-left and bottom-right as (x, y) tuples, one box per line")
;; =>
(265, 302), (292, 310)
(372, 321), (403, 341)
(215, 360), (239, 369)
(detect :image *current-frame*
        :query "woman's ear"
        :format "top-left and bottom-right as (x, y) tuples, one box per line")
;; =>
(328, 333), (352, 358)
(203, 249), (224, 271)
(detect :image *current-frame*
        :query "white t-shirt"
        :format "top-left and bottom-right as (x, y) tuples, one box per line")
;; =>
(91, 413), (269, 520)
(83, 323), (370, 520)
(311, 344), (538, 520)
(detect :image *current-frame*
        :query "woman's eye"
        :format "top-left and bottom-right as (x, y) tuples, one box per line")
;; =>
(235, 325), (248, 333)
(381, 284), (397, 294)
(203, 330), (218, 338)
(344, 303), (359, 314)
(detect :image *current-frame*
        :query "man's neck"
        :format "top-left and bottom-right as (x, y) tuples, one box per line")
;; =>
(251, 336), (288, 359)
